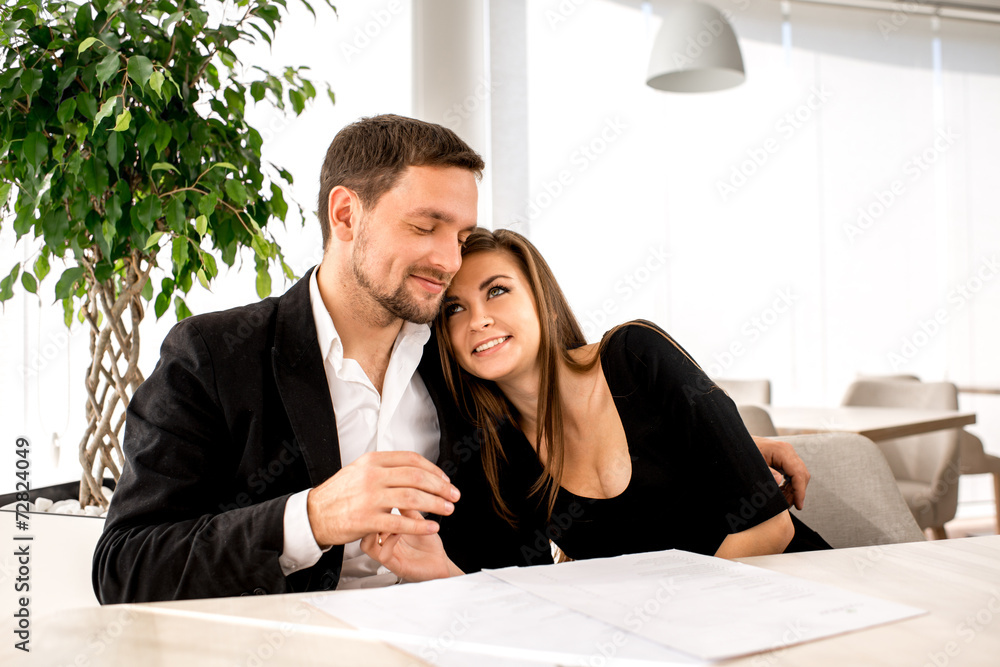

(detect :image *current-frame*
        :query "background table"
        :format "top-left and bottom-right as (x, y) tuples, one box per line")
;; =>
(766, 406), (976, 441)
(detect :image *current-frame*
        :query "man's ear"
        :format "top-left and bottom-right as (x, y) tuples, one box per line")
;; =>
(328, 185), (360, 242)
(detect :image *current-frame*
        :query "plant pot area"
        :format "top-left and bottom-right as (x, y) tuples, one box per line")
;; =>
(0, 479), (117, 517)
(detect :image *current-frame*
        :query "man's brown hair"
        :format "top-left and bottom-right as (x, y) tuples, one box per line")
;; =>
(317, 114), (485, 248)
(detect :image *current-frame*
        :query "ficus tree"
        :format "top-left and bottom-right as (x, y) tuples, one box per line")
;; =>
(0, 0), (335, 508)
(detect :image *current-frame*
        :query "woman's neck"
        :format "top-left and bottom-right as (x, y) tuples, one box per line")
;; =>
(496, 345), (601, 446)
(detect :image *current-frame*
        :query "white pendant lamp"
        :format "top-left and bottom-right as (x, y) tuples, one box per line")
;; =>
(646, 2), (746, 93)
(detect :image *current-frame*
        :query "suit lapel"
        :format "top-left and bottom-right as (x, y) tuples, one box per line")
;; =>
(271, 267), (343, 487)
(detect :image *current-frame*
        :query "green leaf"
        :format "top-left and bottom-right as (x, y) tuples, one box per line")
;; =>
(96, 51), (121, 85)
(174, 296), (193, 320)
(154, 291), (170, 318)
(0, 68), (21, 91)
(20, 272), (37, 294)
(33, 254), (50, 282)
(198, 191), (218, 217)
(78, 37), (102, 54)
(106, 189), (123, 225)
(197, 268), (210, 290)
(224, 179), (248, 207)
(20, 69), (43, 102)
(127, 55), (154, 87)
(93, 97), (117, 131)
(0, 264), (19, 302)
(106, 131), (123, 168)
(151, 162), (179, 174)
(195, 215), (208, 237)
(113, 108), (132, 132)
(143, 231), (165, 250)
(57, 98), (77, 124)
(141, 278), (153, 301)
(256, 267), (271, 298)
(22, 132), (47, 170)
(0, 182), (11, 208)
(212, 162), (237, 172)
(166, 196), (185, 231)
(134, 196), (162, 232)
(149, 70), (164, 98)
(154, 123), (171, 156)
(171, 235), (188, 267)
(54, 267), (85, 300)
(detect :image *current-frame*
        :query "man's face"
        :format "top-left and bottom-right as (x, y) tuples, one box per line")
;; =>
(350, 165), (478, 325)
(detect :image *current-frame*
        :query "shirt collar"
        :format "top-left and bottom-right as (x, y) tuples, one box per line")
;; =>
(309, 267), (431, 374)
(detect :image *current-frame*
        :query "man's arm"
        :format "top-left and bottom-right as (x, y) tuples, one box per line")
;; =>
(93, 320), (291, 602)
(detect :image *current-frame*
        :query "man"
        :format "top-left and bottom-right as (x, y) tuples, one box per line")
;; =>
(93, 114), (809, 602)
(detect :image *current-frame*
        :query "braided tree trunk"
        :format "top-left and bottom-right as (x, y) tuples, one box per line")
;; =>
(77, 250), (153, 508)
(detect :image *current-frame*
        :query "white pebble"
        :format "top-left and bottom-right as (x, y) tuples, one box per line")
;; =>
(49, 499), (78, 512)
(53, 505), (78, 515)
(101, 486), (114, 500)
(35, 497), (53, 512)
(99, 511), (109, 518)
(84, 505), (103, 516)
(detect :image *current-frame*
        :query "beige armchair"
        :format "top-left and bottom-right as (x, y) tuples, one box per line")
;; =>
(715, 378), (771, 405)
(783, 433), (925, 547)
(841, 380), (961, 539)
(958, 430), (1000, 534)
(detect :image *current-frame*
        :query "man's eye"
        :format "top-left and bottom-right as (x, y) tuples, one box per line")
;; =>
(414, 226), (433, 234)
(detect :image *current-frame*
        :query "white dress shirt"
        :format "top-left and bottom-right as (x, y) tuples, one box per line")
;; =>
(277, 269), (441, 588)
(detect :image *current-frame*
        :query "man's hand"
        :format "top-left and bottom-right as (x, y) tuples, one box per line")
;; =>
(306, 451), (460, 548)
(751, 436), (810, 510)
(361, 510), (464, 582)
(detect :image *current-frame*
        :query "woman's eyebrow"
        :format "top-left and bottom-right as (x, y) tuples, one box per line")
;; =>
(479, 274), (512, 290)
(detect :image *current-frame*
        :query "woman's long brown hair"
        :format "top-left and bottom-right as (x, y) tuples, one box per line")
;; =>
(436, 229), (592, 524)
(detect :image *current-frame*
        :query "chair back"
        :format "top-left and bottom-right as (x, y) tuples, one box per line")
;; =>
(715, 378), (771, 405)
(841, 379), (961, 529)
(736, 404), (778, 437)
(783, 433), (926, 548)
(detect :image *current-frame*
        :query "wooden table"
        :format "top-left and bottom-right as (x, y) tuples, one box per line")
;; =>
(15, 536), (1000, 666)
(766, 406), (976, 441)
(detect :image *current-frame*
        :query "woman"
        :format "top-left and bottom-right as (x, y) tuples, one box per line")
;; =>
(363, 229), (817, 580)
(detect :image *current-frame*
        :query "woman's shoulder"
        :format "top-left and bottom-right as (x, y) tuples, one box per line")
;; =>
(600, 320), (705, 384)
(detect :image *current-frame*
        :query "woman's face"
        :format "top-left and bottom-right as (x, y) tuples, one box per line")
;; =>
(442, 250), (542, 384)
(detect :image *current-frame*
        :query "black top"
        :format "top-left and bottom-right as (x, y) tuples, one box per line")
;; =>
(499, 321), (790, 559)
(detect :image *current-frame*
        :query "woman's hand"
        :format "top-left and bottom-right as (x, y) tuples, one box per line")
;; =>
(361, 509), (464, 583)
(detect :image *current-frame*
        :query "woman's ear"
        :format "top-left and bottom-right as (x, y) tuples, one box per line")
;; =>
(328, 186), (360, 243)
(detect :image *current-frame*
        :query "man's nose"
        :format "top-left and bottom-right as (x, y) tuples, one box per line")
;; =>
(430, 235), (463, 276)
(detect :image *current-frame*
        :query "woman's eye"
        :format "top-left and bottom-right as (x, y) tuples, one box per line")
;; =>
(443, 303), (464, 317)
(487, 285), (508, 298)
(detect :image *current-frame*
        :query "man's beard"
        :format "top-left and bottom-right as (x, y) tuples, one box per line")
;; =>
(351, 224), (449, 325)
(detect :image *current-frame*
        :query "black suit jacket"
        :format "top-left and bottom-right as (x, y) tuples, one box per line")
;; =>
(93, 269), (549, 603)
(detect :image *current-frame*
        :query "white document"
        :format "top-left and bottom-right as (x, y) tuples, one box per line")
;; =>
(489, 549), (926, 660)
(308, 570), (707, 666)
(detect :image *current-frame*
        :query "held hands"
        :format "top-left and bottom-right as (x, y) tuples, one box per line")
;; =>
(750, 436), (811, 510)
(306, 451), (461, 548)
(361, 509), (464, 583)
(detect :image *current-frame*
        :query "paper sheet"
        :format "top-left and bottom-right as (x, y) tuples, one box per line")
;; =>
(489, 549), (926, 660)
(308, 570), (706, 666)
